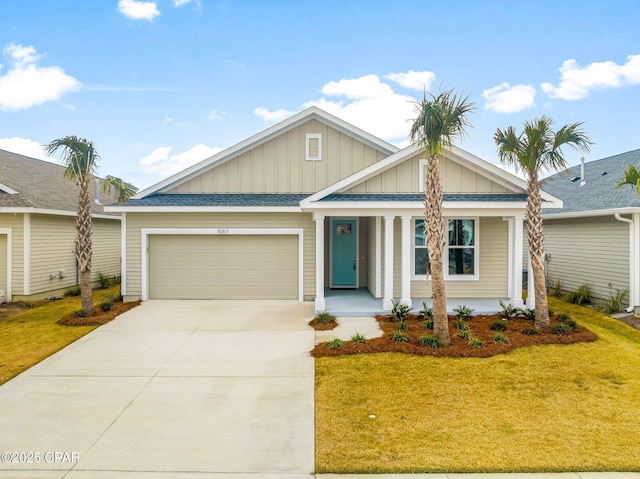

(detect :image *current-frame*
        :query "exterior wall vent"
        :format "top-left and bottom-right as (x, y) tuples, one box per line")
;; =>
(306, 134), (322, 161)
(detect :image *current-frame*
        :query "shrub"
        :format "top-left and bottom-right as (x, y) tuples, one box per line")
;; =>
(596, 289), (628, 314)
(494, 332), (510, 344)
(99, 301), (113, 312)
(422, 318), (434, 330)
(396, 320), (408, 331)
(458, 329), (471, 340)
(520, 308), (536, 320)
(418, 334), (442, 348)
(564, 318), (578, 331)
(469, 337), (483, 348)
(549, 278), (563, 297)
(314, 312), (336, 324)
(453, 305), (475, 320)
(350, 332), (367, 344)
(454, 318), (470, 330)
(97, 271), (113, 289)
(323, 338), (344, 348)
(562, 284), (591, 305)
(391, 331), (409, 343)
(64, 286), (81, 297)
(490, 321), (508, 331)
(498, 300), (519, 319)
(548, 309), (554, 317)
(557, 314), (571, 322)
(552, 323), (571, 335)
(73, 309), (89, 318)
(523, 326), (539, 335)
(391, 300), (411, 322)
(420, 302), (433, 320)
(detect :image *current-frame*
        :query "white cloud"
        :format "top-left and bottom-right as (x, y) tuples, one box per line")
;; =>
(253, 107), (296, 122)
(139, 144), (224, 176)
(117, 0), (160, 20)
(0, 43), (80, 111)
(482, 83), (536, 113)
(0, 137), (56, 162)
(173, 0), (193, 5)
(385, 70), (436, 91)
(208, 110), (225, 120)
(321, 74), (394, 100)
(541, 54), (640, 100)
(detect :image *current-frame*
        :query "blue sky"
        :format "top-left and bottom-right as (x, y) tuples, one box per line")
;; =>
(1, 0), (639, 189)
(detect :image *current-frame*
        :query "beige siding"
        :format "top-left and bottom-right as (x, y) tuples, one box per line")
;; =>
(29, 215), (121, 295)
(167, 120), (387, 194)
(125, 212), (315, 300)
(348, 154), (511, 194)
(0, 234), (6, 293)
(543, 216), (629, 302)
(0, 213), (24, 295)
(383, 217), (509, 299)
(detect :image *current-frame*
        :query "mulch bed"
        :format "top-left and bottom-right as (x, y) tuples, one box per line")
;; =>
(308, 318), (339, 330)
(58, 300), (141, 326)
(311, 313), (598, 358)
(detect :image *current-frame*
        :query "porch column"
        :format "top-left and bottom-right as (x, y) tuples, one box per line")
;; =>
(400, 216), (412, 307)
(526, 252), (535, 309)
(314, 214), (325, 311)
(383, 215), (395, 311)
(512, 217), (524, 307)
(633, 213), (640, 311)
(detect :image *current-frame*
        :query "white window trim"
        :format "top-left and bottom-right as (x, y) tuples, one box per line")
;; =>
(419, 159), (428, 192)
(411, 216), (480, 281)
(306, 133), (322, 161)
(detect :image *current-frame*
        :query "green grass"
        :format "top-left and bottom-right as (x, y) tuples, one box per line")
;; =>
(0, 287), (120, 385)
(315, 298), (640, 472)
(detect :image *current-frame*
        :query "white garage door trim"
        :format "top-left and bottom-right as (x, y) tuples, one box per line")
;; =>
(141, 227), (304, 301)
(0, 228), (12, 301)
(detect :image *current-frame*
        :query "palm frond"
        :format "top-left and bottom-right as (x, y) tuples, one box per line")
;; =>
(616, 165), (640, 196)
(101, 175), (138, 204)
(44, 136), (100, 184)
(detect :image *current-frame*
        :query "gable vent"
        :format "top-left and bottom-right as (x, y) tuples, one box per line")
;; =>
(306, 133), (322, 161)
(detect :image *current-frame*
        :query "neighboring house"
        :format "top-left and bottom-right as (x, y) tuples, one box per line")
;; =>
(0, 150), (122, 301)
(539, 149), (640, 311)
(106, 107), (561, 312)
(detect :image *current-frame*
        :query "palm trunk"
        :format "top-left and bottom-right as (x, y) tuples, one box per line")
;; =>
(526, 174), (549, 328)
(76, 178), (94, 314)
(425, 154), (449, 345)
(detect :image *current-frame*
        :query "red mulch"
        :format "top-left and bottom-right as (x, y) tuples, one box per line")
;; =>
(308, 318), (339, 330)
(310, 313), (598, 358)
(58, 300), (141, 326)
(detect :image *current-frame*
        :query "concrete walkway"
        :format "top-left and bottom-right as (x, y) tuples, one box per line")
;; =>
(0, 300), (315, 478)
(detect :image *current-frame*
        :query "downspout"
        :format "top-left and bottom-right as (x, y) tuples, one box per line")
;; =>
(615, 214), (635, 312)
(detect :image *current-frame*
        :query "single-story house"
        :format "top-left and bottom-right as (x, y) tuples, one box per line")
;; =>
(106, 107), (562, 312)
(0, 149), (122, 301)
(540, 149), (640, 311)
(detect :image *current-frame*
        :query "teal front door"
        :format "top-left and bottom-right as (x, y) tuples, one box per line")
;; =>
(331, 218), (357, 288)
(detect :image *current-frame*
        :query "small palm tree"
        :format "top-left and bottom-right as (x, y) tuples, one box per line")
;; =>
(616, 165), (640, 195)
(410, 89), (475, 345)
(45, 136), (135, 314)
(494, 116), (591, 328)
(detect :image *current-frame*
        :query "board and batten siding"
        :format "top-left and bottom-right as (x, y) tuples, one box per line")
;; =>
(347, 154), (511, 194)
(0, 213), (23, 296)
(543, 216), (629, 303)
(29, 215), (121, 295)
(124, 212), (315, 301)
(166, 120), (387, 195)
(382, 216), (509, 299)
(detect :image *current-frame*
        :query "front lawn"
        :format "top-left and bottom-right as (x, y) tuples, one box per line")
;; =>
(315, 298), (640, 472)
(0, 287), (132, 385)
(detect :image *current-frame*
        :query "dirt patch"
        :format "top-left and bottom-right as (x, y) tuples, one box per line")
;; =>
(311, 313), (598, 358)
(0, 301), (35, 321)
(58, 300), (141, 326)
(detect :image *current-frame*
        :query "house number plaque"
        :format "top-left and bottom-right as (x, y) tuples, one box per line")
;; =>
(217, 228), (229, 234)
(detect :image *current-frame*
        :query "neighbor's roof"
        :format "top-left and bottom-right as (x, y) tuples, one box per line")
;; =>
(0, 149), (119, 215)
(542, 149), (640, 215)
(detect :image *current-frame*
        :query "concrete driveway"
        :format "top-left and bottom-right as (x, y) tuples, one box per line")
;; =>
(0, 300), (315, 478)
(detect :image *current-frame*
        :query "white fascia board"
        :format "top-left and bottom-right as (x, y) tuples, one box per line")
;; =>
(0, 207), (120, 220)
(103, 205), (302, 213)
(134, 106), (398, 200)
(305, 200), (527, 210)
(544, 207), (640, 220)
(0, 182), (18, 195)
(306, 204), (526, 219)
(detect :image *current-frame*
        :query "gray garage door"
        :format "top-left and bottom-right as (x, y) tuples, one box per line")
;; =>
(148, 234), (298, 299)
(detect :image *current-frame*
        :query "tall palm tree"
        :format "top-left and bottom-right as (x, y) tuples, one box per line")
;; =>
(45, 136), (135, 314)
(494, 117), (591, 329)
(616, 164), (640, 195)
(410, 89), (475, 345)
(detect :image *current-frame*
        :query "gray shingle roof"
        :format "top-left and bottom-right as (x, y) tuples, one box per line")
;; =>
(542, 149), (640, 215)
(124, 193), (311, 207)
(0, 149), (119, 215)
(321, 193), (528, 202)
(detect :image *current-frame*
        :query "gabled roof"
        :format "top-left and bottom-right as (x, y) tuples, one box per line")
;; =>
(134, 106), (400, 199)
(125, 193), (309, 207)
(543, 149), (640, 217)
(0, 149), (119, 216)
